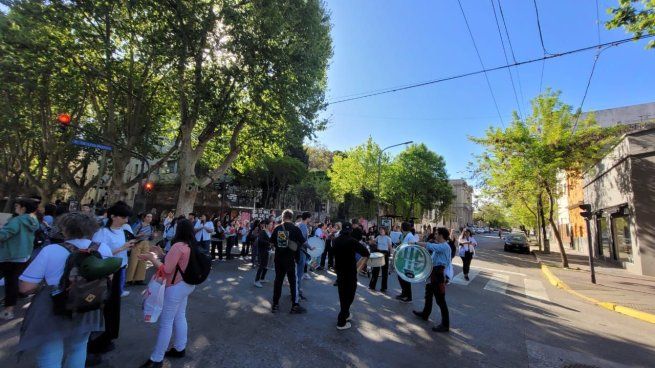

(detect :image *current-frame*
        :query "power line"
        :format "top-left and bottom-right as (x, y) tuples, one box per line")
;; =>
(497, 0), (527, 112)
(456, 0), (505, 127)
(327, 34), (654, 105)
(532, 0), (550, 55)
(490, 0), (523, 119)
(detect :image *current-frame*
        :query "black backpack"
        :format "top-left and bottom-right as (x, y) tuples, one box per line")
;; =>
(448, 239), (457, 259)
(174, 243), (211, 285)
(51, 242), (110, 317)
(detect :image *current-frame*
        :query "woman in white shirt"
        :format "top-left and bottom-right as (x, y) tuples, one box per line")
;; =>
(87, 201), (135, 356)
(17, 212), (114, 368)
(458, 229), (478, 281)
(369, 227), (392, 292)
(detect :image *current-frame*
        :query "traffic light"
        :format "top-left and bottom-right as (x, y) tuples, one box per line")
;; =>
(144, 181), (154, 192)
(580, 204), (592, 219)
(57, 113), (71, 129)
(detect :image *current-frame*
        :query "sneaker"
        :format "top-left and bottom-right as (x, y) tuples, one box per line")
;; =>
(368, 287), (376, 292)
(380, 289), (387, 293)
(399, 296), (412, 303)
(395, 294), (406, 301)
(303, 273), (311, 280)
(260, 279), (270, 284)
(464, 275), (470, 281)
(337, 322), (352, 330)
(271, 304), (280, 313)
(0, 310), (15, 320)
(165, 348), (186, 358)
(290, 305), (307, 314)
(412, 310), (429, 321)
(254, 281), (263, 288)
(121, 291), (130, 298)
(432, 324), (449, 333)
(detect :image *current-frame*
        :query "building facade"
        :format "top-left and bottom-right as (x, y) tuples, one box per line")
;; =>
(423, 179), (473, 230)
(583, 128), (655, 276)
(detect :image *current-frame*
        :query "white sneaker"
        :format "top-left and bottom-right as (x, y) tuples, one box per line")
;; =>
(0, 310), (15, 320)
(303, 274), (311, 280)
(121, 291), (130, 298)
(337, 322), (352, 330)
(254, 281), (263, 288)
(260, 279), (270, 284)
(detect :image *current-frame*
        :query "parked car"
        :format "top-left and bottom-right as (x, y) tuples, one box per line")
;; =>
(503, 233), (530, 254)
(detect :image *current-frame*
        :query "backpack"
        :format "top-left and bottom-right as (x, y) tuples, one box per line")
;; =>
(33, 225), (48, 248)
(173, 243), (211, 285)
(276, 223), (299, 251)
(448, 239), (457, 260)
(51, 242), (111, 317)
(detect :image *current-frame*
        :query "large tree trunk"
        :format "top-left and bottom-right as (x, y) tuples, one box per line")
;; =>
(545, 185), (569, 268)
(538, 193), (549, 253)
(175, 134), (200, 216)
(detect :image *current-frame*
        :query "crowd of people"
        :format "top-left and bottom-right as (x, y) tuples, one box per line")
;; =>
(0, 197), (479, 367)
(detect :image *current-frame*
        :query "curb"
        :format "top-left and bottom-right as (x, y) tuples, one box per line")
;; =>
(538, 263), (655, 324)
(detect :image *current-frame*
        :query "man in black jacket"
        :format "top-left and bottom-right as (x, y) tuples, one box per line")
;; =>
(270, 209), (307, 314)
(332, 222), (370, 330)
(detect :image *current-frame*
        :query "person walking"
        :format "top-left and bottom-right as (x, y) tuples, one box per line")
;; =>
(127, 213), (154, 285)
(225, 220), (237, 260)
(138, 219), (196, 368)
(0, 199), (39, 320)
(368, 226), (392, 292)
(458, 229), (477, 281)
(270, 209), (306, 314)
(413, 228), (452, 333)
(332, 222), (370, 330)
(254, 219), (273, 287)
(87, 202), (135, 357)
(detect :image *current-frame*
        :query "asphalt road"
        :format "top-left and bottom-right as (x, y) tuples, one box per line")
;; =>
(1, 235), (655, 367)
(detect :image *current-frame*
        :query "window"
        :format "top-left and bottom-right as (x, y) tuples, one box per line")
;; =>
(597, 217), (611, 259)
(612, 216), (633, 263)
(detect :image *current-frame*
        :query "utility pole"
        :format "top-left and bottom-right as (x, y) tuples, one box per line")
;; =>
(580, 204), (596, 284)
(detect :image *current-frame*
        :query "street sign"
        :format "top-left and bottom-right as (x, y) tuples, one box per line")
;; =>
(71, 139), (113, 151)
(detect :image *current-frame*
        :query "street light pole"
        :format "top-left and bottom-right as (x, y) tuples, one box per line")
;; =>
(376, 141), (413, 227)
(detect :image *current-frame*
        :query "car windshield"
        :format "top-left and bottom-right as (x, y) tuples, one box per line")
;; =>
(508, 234), (526, 241)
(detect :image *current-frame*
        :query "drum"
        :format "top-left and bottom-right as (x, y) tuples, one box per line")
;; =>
(307, 237), (325, 259)
(393, 244), (433, 283)
(367, 252), (385, 268)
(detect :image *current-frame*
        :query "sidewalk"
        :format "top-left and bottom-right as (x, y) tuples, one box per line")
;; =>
(534, 248), (655, 322)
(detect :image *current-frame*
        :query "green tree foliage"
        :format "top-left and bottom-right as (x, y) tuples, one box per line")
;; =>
(472, 91), (621, 267)
(607, 0), (655, 48)
(385, 144), (452, 220)
(473, 201), (511, 228)
(305, 144), (334, 172)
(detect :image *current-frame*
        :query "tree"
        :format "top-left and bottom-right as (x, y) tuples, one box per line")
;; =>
(607, 0), (655, 48)
(305, 144), (334, 171)
(474, 201), (511, 228)
(153, 0), (332, 215)
(472, 91), (621, 267)
(385, 144), (452, 221)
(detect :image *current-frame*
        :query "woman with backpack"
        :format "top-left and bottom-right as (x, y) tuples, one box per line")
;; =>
(16, 212), (115, 367)
(138, 219), (196, 368)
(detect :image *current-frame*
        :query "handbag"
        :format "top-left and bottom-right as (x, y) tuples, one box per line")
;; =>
(142, 269), (166, 323)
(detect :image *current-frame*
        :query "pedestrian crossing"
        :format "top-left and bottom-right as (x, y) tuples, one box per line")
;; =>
(449, 270), (551, 303)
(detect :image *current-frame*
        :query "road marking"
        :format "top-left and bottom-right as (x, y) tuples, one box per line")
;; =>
(483, 273), (509, 294)
(450, 269), (480, 285)
(524, 279), (550, 302)
(451, 260), (527, 276)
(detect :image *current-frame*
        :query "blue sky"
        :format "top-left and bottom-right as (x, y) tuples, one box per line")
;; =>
(314, 0), (655, 179)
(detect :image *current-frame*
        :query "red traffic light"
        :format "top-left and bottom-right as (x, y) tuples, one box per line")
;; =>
(57, 113), (71, 126)
(144, 181), (154, 192)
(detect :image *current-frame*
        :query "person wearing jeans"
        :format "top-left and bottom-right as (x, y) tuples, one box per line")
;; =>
(17, 212), (113, 368)
(139, 219), (196, 368)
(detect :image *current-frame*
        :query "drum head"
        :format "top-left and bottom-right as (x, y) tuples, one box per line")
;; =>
(393, 244), (433, 283)
(307, 237), (325, 258)
(370, 252), (384, 259)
